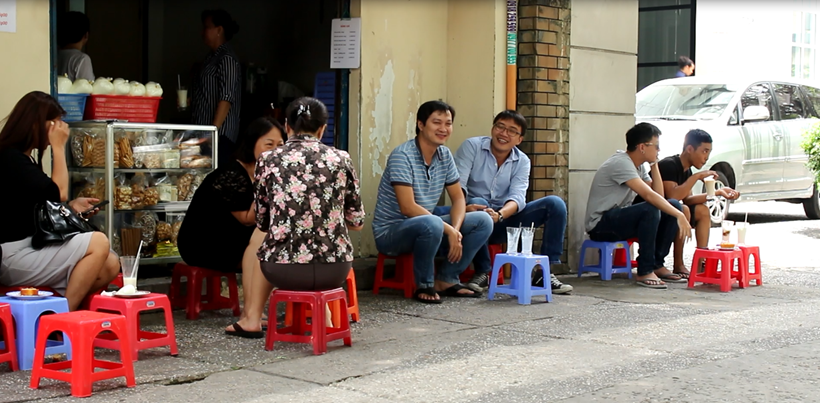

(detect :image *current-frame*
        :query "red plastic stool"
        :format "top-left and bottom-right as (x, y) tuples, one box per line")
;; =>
(687, 248), (743, 292)
(266, 288), (352, 355)
(373, 254), (415, 298)
(613, 238), (639, 268)
(89, 293), (178, 361)
(170, 263), (240, 320)
(0, 303), (18, 371)
(29, 311), (135, 398)
(458, 244), (505, 284)
(738, 245), (763, 287)
(285, 268), (361, 327)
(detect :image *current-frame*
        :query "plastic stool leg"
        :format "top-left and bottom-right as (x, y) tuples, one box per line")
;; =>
(720, 256), (733, 292)
(600, 245), (613, 281)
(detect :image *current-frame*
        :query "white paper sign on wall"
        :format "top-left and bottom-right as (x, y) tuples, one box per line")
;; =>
(330, 18), (361, 69)
(0, 0), (16, 33)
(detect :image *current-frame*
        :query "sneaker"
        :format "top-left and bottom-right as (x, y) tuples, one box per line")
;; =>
(532, 269), (573, 294)
(465, 272), (489, 293)
(550, 274), (573, 294)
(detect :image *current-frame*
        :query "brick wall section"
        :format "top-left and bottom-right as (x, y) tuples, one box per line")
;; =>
(517, 0), (571, 268)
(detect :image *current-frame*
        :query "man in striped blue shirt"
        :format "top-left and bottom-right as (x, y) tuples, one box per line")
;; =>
(439, 110), (571, 294)
(372, 101), (493, 304)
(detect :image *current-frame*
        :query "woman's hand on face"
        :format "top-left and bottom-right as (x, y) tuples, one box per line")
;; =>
(69, 197), (100, 217)
(47, 120), (70, 148)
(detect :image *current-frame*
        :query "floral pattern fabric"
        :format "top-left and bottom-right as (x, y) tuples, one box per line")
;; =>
(255, 134), (365, 263)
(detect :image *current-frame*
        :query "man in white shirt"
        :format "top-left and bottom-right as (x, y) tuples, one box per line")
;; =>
(57, 12), (95, 82)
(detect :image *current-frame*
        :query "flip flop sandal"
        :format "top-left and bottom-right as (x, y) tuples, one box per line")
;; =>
(658, 274), (688, 283)
(636, 279), (668, 289)
(414, 287), (443, 304)
(225, 322), (264, 339)
(672, 272), (690, 279)
(438, 284), (482, 298)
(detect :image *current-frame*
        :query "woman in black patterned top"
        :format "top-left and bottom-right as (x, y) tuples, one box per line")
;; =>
(255, 97), (365, 291)
(192, 9), (242, 168)
(177, 117), (285, 338)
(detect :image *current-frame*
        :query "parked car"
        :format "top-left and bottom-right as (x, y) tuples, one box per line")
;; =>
(636, 77), (820, 222)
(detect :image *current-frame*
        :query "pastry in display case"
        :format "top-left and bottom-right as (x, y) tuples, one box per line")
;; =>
(67, 121), (218, 264)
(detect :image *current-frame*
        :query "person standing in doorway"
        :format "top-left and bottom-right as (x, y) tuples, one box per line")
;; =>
(192, 9), (242, 168)
(57, 11), (95, 82)
(676, 56), (695, 78)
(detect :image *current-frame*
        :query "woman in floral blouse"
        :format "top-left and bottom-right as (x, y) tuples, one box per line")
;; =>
(255, 97), (364, 290)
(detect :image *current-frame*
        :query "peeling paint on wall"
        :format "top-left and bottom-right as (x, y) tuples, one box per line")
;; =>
(368, 59), (395, 177)
(406, 67), (421, 141)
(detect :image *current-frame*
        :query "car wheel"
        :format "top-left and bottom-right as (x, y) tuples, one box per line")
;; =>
(803, 183), (820, 219)
(707, 170), (731, 225)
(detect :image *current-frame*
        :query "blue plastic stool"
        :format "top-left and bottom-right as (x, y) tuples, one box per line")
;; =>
(487, 253), (553, 304)
(0, 296), (72, 370)
(577, 240), (633, 280)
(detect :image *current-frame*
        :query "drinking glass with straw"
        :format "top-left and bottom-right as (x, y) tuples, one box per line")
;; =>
(521, 223), (536, 255)
(177, 74), (188, 111)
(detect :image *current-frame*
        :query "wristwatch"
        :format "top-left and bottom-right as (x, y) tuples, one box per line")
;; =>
(498, 212), (504, 223)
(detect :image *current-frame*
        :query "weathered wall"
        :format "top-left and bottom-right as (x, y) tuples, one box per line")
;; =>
(350, 0), (508, 257)
(0, 0), (51, 117)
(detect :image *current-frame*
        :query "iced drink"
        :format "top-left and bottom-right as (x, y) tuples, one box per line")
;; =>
(735, 222), (747, 245)
(521, 228), (535, 255)
(721, 220), (734, 244)
(120, 256), (139, 288)
(506, 227), (521, 254)
(123, 277), (137, 288)
(704, 176), (716, 198)
(177, 88), (188, 110)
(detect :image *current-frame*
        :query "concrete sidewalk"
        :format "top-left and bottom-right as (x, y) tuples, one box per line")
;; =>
(3, 203), (819, 403)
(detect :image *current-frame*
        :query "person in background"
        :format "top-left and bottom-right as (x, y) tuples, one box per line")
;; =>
(371, 100), (493, 304)
(177, 117), (286, 338)
(255, 97), (364, 300)
(57, 11), (95, 82)
(192, 9), (242, 168)
(676, 56), (695, 77)
(0, 91), (118, 310)
(446, 110), (572, 294)
(585, 123), (691, 289)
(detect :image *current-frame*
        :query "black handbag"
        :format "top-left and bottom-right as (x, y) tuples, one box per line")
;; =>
(32, 200), (98, 250)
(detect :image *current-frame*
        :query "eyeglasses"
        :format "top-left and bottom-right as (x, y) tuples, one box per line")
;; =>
(493, 123), (522, 137)
(644, 142), (660, 151)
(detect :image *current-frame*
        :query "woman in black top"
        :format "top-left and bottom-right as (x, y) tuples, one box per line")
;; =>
(0, 92), (119, 311)
(192, 9), (242, 168)
(177, 116), (285, 338)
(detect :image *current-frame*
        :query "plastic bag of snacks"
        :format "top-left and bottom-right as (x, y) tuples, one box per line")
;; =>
(135, 212), (157, 253)
(114, 173), (132, 210)
(167, 212), (185, 247)
(115, 131), (135, 168)
(155, 175), (178, 202)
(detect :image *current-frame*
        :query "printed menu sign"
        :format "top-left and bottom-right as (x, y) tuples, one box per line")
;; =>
(331, 18), (361, 69)
(0, 0), (16, 33)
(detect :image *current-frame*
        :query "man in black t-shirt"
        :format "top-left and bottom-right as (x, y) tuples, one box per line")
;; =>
(656, 129), (739, 276)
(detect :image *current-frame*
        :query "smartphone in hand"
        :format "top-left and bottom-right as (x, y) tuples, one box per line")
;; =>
(81, 200), (109, 217)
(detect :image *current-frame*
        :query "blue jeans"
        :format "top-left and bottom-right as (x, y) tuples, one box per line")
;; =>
(588, 200), (681, 276)
(373, 212), (494, 289)
(433, 196), (567, 274)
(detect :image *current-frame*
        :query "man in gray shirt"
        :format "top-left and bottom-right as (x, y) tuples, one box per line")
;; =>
(57, 12), (95, 82)
(585, 123), (692, 289)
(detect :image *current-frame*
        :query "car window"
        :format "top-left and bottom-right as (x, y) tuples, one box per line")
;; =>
(740, 83), (775, 122)
(802, 85), (820, 118)
(773, 84), (805, 120)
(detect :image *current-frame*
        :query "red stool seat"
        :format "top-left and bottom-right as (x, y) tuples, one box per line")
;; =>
(373, 254), (415, 298)
(266, 288), (352, 355)
(29, 311), (135, 398)
(0, 303), (18, 371)
(687, 248), (743, 292)
(89, 293), (178, 361)
(170, 263), (240, 320)
(738, 245), (763, 287)
(285, 268), (361, 326)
